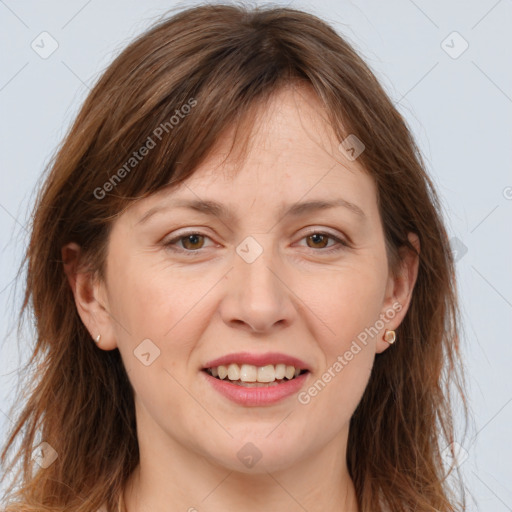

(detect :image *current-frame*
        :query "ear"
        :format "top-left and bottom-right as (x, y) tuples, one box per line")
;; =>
(376, 232), (420, 354)
(61, 242), (118, 350)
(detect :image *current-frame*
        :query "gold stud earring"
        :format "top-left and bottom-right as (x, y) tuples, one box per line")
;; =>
(383, 329), (396, 344)
(95, 334), (101, 343)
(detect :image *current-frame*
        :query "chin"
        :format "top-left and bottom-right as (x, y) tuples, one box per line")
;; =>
(199, 434), (305, 474)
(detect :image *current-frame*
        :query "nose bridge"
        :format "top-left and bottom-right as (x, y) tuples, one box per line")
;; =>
(235, 233), (281, 297)
(224, 233), (293, 332)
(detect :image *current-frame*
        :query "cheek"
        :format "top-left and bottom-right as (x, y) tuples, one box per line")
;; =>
(109, 260), (208, 436)
(105, 253), (209, 402)
(107, 250), (208, 341)
(314, 259), (388, 354)
(300, 258), (386, 413)
(296, 273), (382, 440)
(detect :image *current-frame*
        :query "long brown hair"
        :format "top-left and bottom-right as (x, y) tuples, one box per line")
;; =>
(1, 3), (469, 511)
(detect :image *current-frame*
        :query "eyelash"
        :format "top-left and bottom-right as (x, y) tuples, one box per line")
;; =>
(162, 229), (350, 257)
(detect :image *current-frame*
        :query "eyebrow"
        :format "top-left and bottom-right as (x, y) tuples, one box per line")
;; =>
(136, 197), (366, 226)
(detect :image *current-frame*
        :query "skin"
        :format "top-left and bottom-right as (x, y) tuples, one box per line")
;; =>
(63, 83), (419, 512)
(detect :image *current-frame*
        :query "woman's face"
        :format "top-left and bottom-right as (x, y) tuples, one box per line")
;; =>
(73, 85), (416, 474)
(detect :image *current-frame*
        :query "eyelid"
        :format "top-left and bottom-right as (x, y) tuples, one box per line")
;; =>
(162, 229), (217, 251)
(299, 226), (350, 245)
(162, 227), (351, 255)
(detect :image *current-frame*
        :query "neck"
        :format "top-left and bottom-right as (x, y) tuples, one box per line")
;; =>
(124, 461), (358, 512)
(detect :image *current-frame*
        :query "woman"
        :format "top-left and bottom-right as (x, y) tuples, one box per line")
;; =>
(1, 3), (469, 511)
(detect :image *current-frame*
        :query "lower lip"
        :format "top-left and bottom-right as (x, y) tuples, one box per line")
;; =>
(202, 371), (309, 406)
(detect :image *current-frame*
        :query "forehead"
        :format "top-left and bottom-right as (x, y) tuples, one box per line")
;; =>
(193, 84), (361, 179)
(128, 84), (377, 223)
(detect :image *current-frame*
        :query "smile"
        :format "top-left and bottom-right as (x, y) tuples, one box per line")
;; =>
(204, 363), (307, 386)
(202, 358), (310, 405)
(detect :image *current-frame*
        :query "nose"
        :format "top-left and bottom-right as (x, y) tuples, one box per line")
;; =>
(219, 235), (296, 334)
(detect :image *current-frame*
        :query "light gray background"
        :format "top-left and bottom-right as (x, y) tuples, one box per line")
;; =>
(1, 0), (511, 510)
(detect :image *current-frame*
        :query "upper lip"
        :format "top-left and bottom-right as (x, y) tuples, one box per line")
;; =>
(203, 352), (311, 372)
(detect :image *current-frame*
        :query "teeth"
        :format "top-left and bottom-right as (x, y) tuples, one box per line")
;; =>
(257, 365), (275, 382)
(207, 363), (304, 383)
(240, 364), (257, 382)
(227, 363), (240, 381)
(217, 365), (228, 379)
(285, 365), (295, 380)
(275, 364), (286, 379)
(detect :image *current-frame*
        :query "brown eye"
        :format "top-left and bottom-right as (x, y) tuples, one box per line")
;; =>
(164, 232), (213, 254)
(306, 233), (331, 249)
(298, 230), (349, 254)
(180, 234), (206, 250)
(164, 230), (348, 257)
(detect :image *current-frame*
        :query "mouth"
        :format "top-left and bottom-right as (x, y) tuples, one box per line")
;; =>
(203, 363), (309, 387)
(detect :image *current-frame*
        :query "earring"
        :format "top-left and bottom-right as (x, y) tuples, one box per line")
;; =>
(383, 329), (396, 344)
(94, 334), (101, 343)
